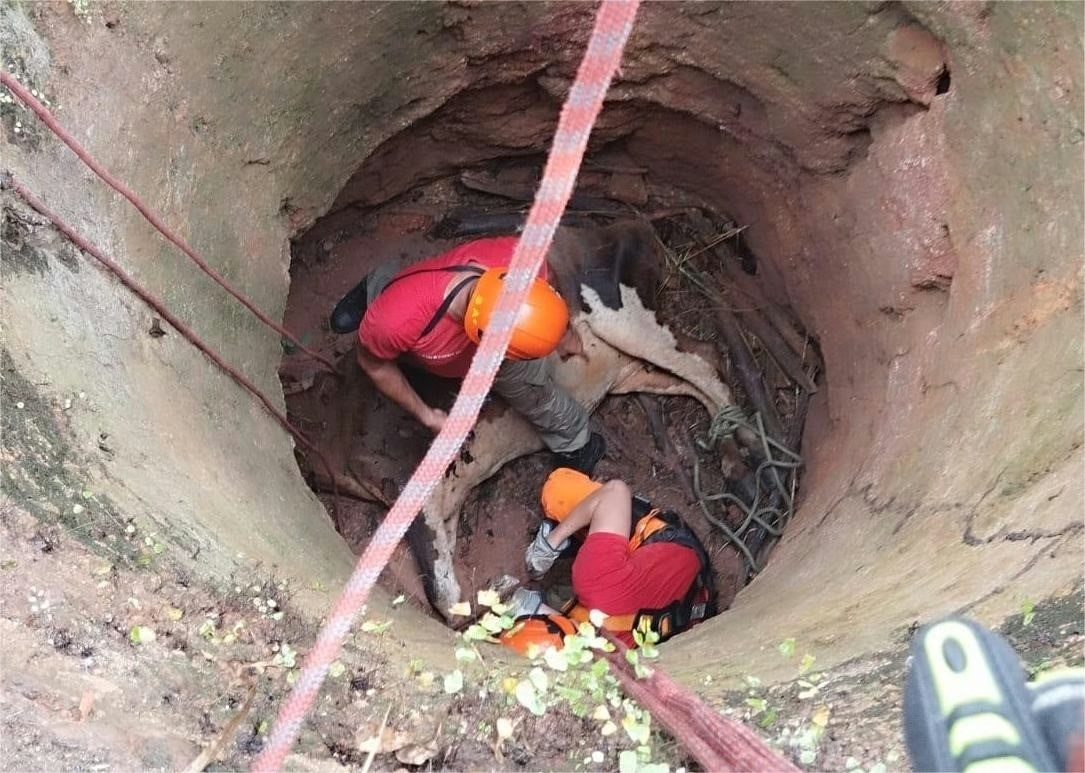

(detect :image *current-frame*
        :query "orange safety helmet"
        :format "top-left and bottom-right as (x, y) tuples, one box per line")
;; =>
(499, 613), (577, 657)
(464, 269), (570, 360)
(540, 467), (603, 523)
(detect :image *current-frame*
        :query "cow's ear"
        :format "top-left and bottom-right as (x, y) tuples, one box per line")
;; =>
(556, 326), (585, 360)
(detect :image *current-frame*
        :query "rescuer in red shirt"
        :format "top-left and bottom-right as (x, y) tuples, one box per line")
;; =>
(517, 469), (716, 648)
(331, 236), (605, 474)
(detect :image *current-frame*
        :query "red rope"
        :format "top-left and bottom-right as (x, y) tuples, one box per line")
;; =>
(4, 176), (340, 520)
(605, 636), (799, 771)
(0, 71), (337, 374)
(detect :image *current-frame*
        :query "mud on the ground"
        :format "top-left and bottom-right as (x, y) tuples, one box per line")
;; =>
(708, 587), (1085, 772)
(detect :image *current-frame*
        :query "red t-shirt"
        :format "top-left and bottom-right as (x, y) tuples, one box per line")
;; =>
(359, 237), (547, 378)
(572, 532), (701, 647)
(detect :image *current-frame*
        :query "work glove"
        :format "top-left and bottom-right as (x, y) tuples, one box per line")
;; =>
(525, 521), (569, 580)
(904, 616), (1084, 772)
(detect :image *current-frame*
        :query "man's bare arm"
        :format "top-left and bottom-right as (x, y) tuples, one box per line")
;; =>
(356, 343), (446, 433)
(547, 479), (632, 547)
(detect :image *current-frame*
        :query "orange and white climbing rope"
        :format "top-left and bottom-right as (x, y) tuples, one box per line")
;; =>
(252, 2), (641, 769)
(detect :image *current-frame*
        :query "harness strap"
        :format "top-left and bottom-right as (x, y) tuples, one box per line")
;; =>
(376, 263), (485, 341)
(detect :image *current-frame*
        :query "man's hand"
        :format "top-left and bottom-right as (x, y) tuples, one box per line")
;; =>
(525, 521), (569, 579)
(421, 407), (448, 434)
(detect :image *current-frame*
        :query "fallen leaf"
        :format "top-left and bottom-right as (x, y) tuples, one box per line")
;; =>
(395, 739), (438, 766)
(592, 705), (611, 721)
(356, 726), (411, 754)
(515, 680), (545, 716)
(619, 749), (638, 773)
(543, 646), (568, 672)
(778, 638), (796, 658)
(811, 706), (831, 728)
(477, 589), (501, 608)
(360, 620), (393, 634)
(391, 594), (406, 607)
(78, 691), (95, 722)
(329, 661), (346, 679)
(443, 669), (464, 695)
(621, 714), (650, 745)
(588, 609), (608, 628)
(129, 625), (156, 645)
(496, 717), (514, 740)
(447, 601), (471, 617)
(479, 612), (508, 634)
(600, 720), (617, 737)
(165, 606), (184, 621)
(454, 647), (477, 663)
(528, 667), (549, 693)
(799, 653), (816, 675)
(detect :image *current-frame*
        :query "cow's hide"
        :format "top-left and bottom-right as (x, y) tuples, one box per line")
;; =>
(420, 281), (734, 617)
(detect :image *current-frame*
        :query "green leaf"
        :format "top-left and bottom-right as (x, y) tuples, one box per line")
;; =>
(129, 625), (156, 645)
(275, 643), (297, 668)
(528, 666), (549, 693)
(744, 674), (762, 689)
(745, 697), (767, 715)
(328, 661), (346, 679)
(799, 653), (816, 675)
(463, 623), (496, 642)
(515, 679), (545, 716)
(1021, 599), (1036, 627)
(778, 638), (796, 658)
(619, 750), (639, 773)
(477, 589), (501, 608)
(454, 647), (477, 663)
(799, 749), (817, 765)
(621, 714), (650, 744)
(556, 685), (583, 702)
(443, 669), (464, 694)
(758, 708), (778, 729)
(479, 612), (506, 634)
(391, 594), (406, 607)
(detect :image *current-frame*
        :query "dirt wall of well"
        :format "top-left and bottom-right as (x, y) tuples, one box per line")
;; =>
(3, 0), (1081, 691)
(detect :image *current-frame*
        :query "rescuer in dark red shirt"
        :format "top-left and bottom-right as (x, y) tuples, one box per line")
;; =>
(331, 236), (605, 474)
(522, 470), (714, 648)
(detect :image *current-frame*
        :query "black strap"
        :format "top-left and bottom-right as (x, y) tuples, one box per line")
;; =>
(377, 263), (485, 341)
(420, 274), (480, 338)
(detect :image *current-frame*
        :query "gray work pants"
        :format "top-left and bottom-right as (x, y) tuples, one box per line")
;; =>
(364, 262), (589, 453)
(493, 356), (590, 453)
